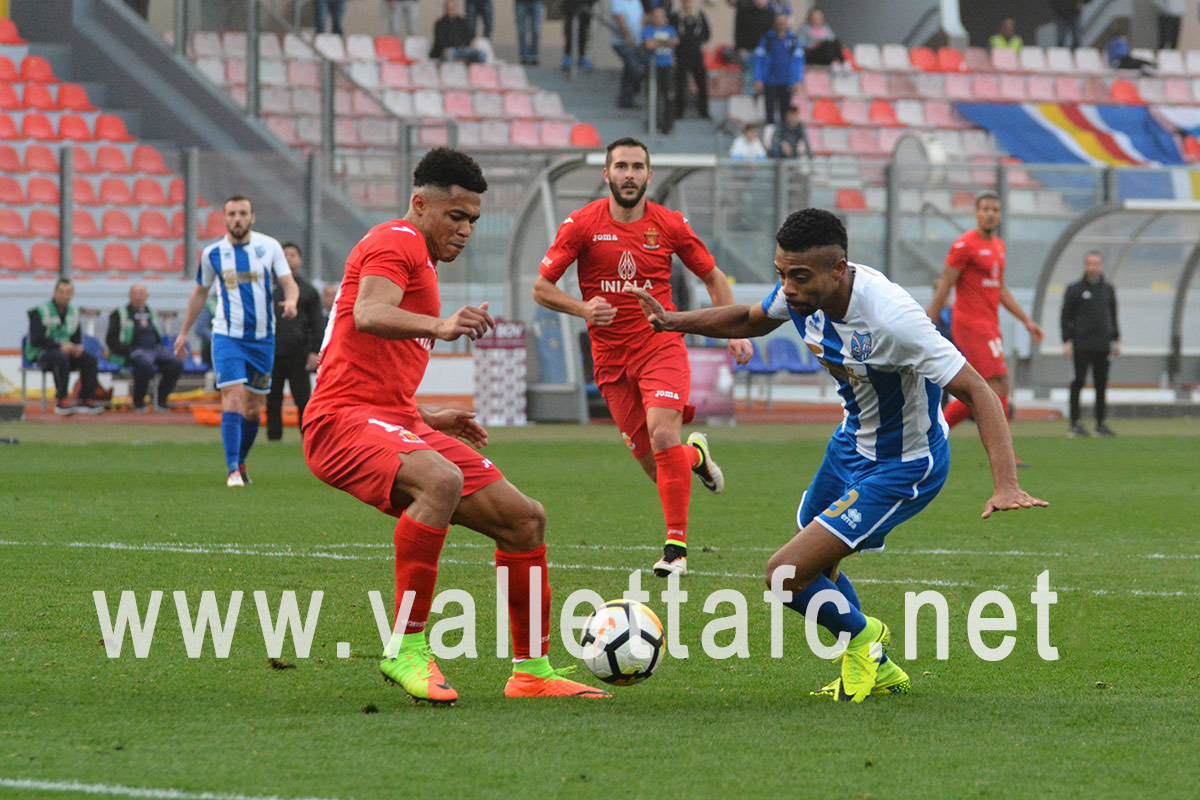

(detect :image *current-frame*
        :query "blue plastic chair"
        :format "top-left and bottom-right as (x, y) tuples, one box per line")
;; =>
(732, 340), (778, 408)
(767, 337), (823, 375)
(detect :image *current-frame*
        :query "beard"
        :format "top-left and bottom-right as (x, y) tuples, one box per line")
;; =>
(609, 178), (647, 209)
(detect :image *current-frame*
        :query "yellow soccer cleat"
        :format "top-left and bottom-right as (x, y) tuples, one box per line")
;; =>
(380, 644), (458, 706)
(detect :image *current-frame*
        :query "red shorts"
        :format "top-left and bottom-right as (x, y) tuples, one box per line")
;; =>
(593, 335), (693, 460)
(303, 406), (503, 518)
(953, 326), (1007, 380)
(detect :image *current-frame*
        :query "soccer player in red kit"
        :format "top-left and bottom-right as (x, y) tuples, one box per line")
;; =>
(533, 137), (753, 577)
(304, 148), (609, 703)
(926, 193), (1043, 434)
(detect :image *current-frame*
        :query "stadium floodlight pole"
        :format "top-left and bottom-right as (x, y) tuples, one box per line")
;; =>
(59, 150), (74, 281)
(183, 147), (199, 283)
(320, 58), (335, 183)
(306, 150), (323, 282)
(246, 0), (260, 119)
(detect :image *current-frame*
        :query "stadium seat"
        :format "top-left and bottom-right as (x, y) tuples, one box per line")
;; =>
(23, 144), (57, 172)
(1164, 78), (1193, 104)
(539, 119), (570, 148)
(990, 47), (1019, 72)
(138, 243), (173, 274)
(1026, 74), (1056, 102)
(31, 242), (59, 272)
(72, 242), (103, 272)
(22, 82), (58, 111)
(28, 208), (59, 238)
(0, 143), (21, 171)
(443, 90), (475, 118)
(194, 57), (226, 86)
(999, 74), (1026, 102)
(835, 188), (867, 210)
(0, 208), (27, 236)
(287, 60), (320, 88)
(259, 59), (287, 86)
(962, 46), (991, 72)
(137, 209), (173, 238)
(413, 89), (444, 117)
(27, 176), (59, 204)
(0, 241), (30, 272)
(881, 44), (913, 70)
(767, 338), (822, 374)
(133, 177), (169, 206)
(1074, 48), (1106, 73)
(314, 33), (346, 62)
(471, 90), (501, 118)
(20, 55), (56, 83)
(1080, 76), (1108, 103)
(104, 243), (139, 273)
(380, 62), (410, 88)
(72, 209), (102, 237)
(851, 43), (881, 71)
(840, 98), (869, 125)
(57, 83), (95, 112)
(894, 99), (924, 127)
(509, 119), (539, 147)
(203, 209), (225, 238)
(168, 178), (184, 203)
(732, 341), (778, 408)
(468, 62), (499, 90)
(943, 72), (971, 100)
(409, 61), (439, 88)
(1019, 47), (1048, 72)
(382, 89), (414, 116)
(1157, 49), (1186, 75)
(260, 86), (291, 115)
(74, 177), (106, 205)
(502, 91), (534, 118)
(346, 34), (375, 61)
(1183, 135), (1200, 163)
(498, 63), (529, 90)
(726, 94), (762, 126)
(868, 99), (901, 126)
(0, 17), (27, 45)
(102, 209), (137, 238)
(22, 112), (59, 141)
(1110, 79), (1143, 104)
(849, 127), (883, 157)
(96, 114), (135, 142)
(172, 244), (185, 270)
(99, 177), (135, 205)
(348, 61), (380, 90)
(403, 35), (430, 62)
(440, 61), (470, 89)
(374, 36), (410, 63)
(970, 74), (1002, 101)
(479, 119), (509, 148)
(0, 83), (21, 110)
(0, 55), (18, 81)
(831, 70), (861, 98)
(884, 72), (917, 99)
(1045, 47), (1075, 72)
(1054, 75), (1083, 102)
(1136, 77), (1165, 104)
(58, 114), (93, 142)
(803, 69), (832, 98)
(914, 72), (945, 99)
(811, 98), (847, 125)
(192, 31), (222, 57)
(910, 46), (936, 71)
(95, 145), (132, 174)
(533, 91), (566, 119)
(570, 122), (602, 147)
(416, 125), (450, 148)
(936, 47), (964, 72)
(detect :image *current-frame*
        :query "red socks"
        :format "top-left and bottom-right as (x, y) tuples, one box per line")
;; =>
(654, 444), (692, 545)
(944, 395), (1010, 429)
(392, 513), (447, 635)
(496, 545), (550, 659)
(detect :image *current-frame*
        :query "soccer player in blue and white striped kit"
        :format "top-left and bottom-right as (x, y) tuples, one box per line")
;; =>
(634, 209), (1047, 702)
(176, 196), (300, 487)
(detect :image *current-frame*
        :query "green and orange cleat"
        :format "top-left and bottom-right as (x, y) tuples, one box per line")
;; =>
(380, 643), (458, 706)
(504, 657), (612, 698)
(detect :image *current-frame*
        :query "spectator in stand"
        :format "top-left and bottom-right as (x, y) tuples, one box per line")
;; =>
(1062, 251), (1120, 438)
(562, 0), (597, 71)
(730, 123), (768, 160)
(731, 0), (778, 94)
(612, 0), (647, 109)
(26, 279), (104, 415)
(316, 0), (346, 35)
(515, 0), (544, 65)
(105, 282), (184, 413)
(754, 12), (804, 126)
(642, 6), (679, 133)
(671, 0), (710, 120)
(1050, 0), (1089, 49)
(465, 0), (494, 39)
(385, 0), (420, 38)
(796, 7), (844, 67)
(1154, 0), (1183, 50)
(989, 18), (1023, 52)
(1105, 32), (1155, 72)
(770, 104), (812, 159)
(433, 0), (486, 62)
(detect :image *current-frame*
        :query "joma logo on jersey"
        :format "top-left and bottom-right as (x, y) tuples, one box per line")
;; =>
(654, 390), (679, 400)
(593, 234), (618, 242)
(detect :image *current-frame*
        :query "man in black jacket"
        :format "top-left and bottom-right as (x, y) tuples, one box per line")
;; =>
(27, 279), (103, 415)
(1061, 251), (1119, 437)
(267, 243), (324, 441)
(672, 0), (711, 119)
(106, 282), (183, 412)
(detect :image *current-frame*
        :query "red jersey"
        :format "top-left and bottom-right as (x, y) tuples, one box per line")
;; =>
(539, 198), (716, 364)
(306, 220), (439, 421)
(946, 229), (1005, 334)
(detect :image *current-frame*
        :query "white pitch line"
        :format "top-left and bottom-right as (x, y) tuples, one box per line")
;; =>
(0, 540), (1195, 598)
(0, 776), (338, 800)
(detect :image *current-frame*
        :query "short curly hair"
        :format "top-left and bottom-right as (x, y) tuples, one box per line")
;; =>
(776, 208), (848, 255)
(412, 148), (488, 194)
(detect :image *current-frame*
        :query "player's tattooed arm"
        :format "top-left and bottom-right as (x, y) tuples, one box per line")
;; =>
(631, 288), (782, 339)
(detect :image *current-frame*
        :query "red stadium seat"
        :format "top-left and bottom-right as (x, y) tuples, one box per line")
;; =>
(443, 90), (475, 118)
(0, 144), (22, 172)
(57, 83), (96, 112)
(22, 82), (58, 111)
(0, 17), (27, 45)
(570, 123), (601, 148)
(0, 208), (28, 237)
(20, 55), (57, 83)
(73, 242), (104, 273)
(1183, 135), (1200, 163)
(102, 209), (137, 238)
(910, 46), (937, 71)
(133, 178), (169, 206)
(24, 144), (58, 172)
(68, 146), (97, 173)
(374, 36), (411, 63)
(72, 177), (101, 205)
(0, 242), (31, 272)
(1109, 79), (1143, 105)
(0, 56), (18, 82)
(936, 47), (964, 72)
(138, 243), (174, 273)
(31, 242), (60, 272)
(1054, 76), (1082, 103)
(172, 244), (185, 271)
(0, 176), (25, 204)
(0, 83), (22, 110)
(170, 210), (186, 237)
(99, 177), (135, 205)
(21, 112), (59, 141)
(203, 209), (225, 238)
(811, 98), (847, 125)
(95, 114), (135, 142)
(137, 209), (173, 238)
(502, 92), (534, 118)
(132, 145), (172, 175)
(73, 209), (102, 238)
(0, 114), (19, 140)
(868, 99), (901, 127)
(104, 243), (139, 273)
(95, 145), (132, 174)
(509, 120), (539, 147)
(970, 74), (1002, 101)
(849, 127), (883, 157)
(28, 177), (60, 204)
(58, 113), (93, 142)
(835, 188), (868, 211)
(540, 120), (570, 148)
(28, 208), (59, 238)
(168, 178), (184, 204)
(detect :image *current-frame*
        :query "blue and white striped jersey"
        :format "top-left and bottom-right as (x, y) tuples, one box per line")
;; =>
(762, 263), (966, 461)
(198, 232), (291, 341)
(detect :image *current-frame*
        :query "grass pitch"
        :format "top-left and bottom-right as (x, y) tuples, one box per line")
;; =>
(1, 418), (1198, 799)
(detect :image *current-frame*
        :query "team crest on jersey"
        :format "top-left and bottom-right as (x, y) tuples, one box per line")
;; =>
(254, 245), (265, 259)
(849, 331), (873, 361)
(643, 228), (660, 249)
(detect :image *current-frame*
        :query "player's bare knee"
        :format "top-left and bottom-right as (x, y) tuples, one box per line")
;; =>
(649, 430), (680, 453)
(511, 498), (546, 550)
(766, 558), (807, 595)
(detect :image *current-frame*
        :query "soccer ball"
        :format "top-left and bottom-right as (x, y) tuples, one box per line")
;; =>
(579, 600), (664, 686)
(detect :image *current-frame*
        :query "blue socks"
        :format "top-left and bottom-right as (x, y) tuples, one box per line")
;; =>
(239, 415), (259, 464)
(834, 570), (860, 610)
(784, 573), (867, 640)
(220, 411), (241, 474)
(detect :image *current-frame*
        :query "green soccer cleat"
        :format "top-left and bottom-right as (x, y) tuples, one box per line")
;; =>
(836, 617), (887, 703)
(686, 432), (724, 494)
(380, 644), (458, 706)
(872, 658), (911, 695)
